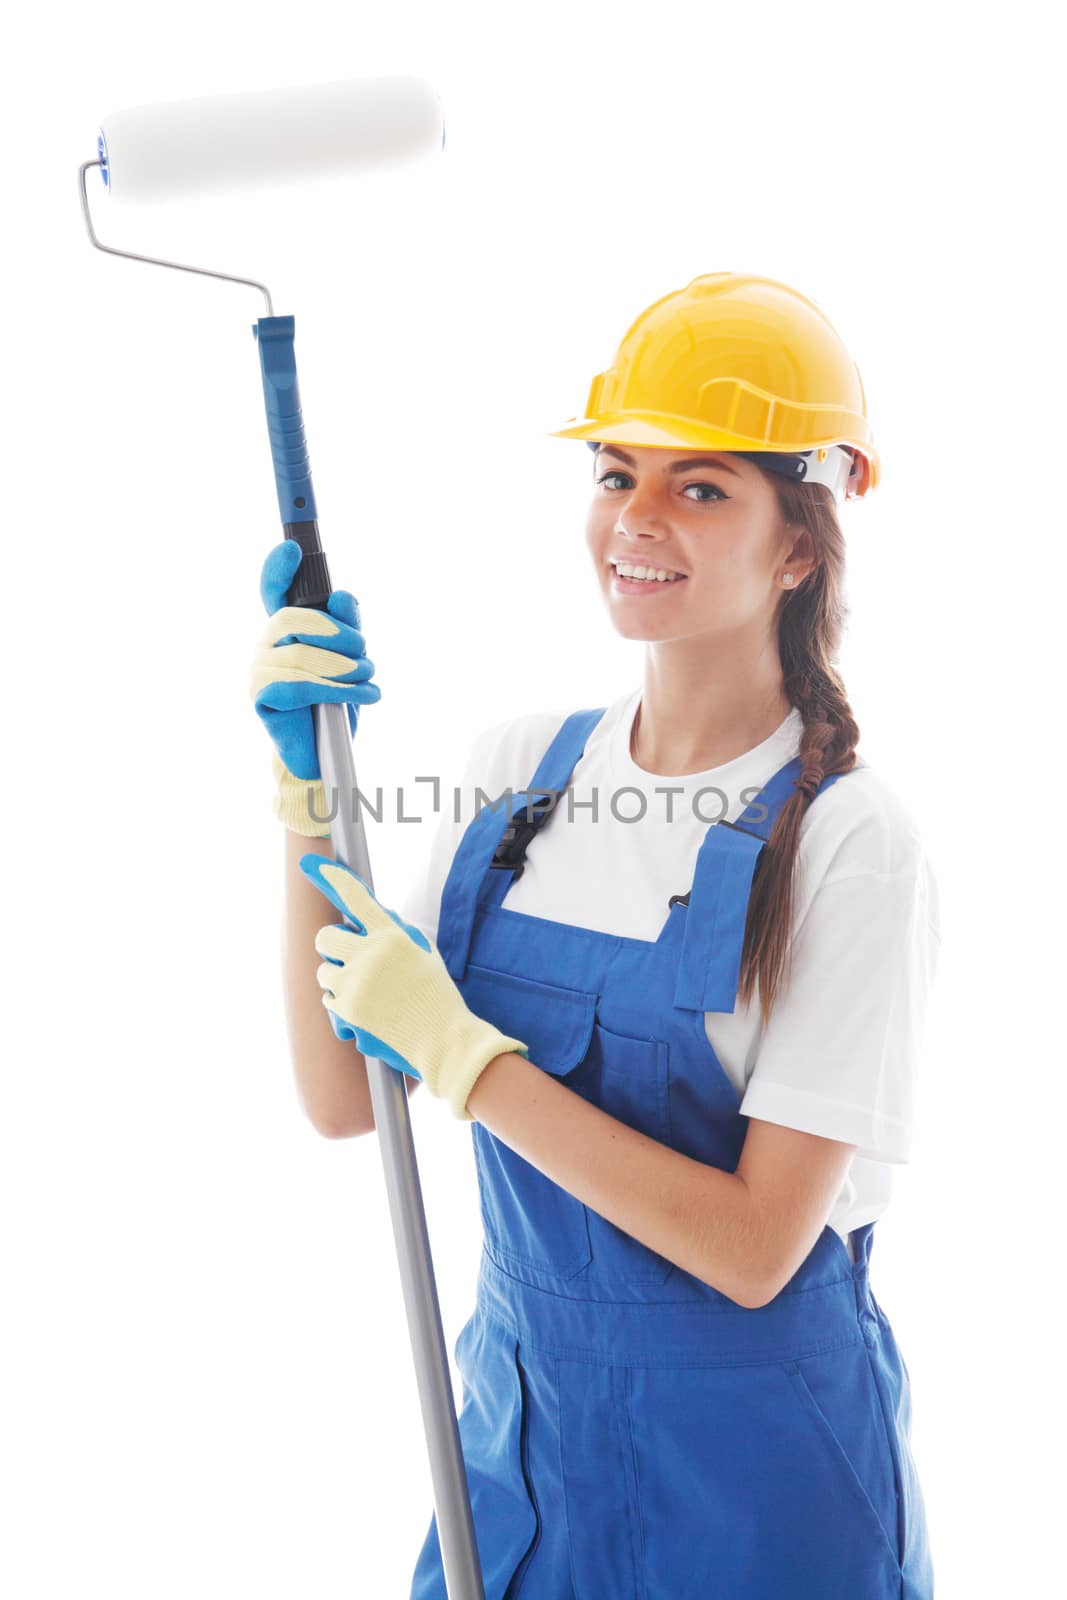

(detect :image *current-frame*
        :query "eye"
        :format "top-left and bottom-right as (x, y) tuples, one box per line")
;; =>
(595, 470), (727, 503)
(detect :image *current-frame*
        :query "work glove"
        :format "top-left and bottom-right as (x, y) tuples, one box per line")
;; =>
(299, 854), (529, 1121)
(250, 540), (381, 836)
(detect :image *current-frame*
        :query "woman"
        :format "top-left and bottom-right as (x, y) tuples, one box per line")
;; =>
(251, 272), (940, 1598)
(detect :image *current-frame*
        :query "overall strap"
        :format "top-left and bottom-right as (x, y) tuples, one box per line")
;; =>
(436, 708), (607, 982)
(673, 756), (864, 1013)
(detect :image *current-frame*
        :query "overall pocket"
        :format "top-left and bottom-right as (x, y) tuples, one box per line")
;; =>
(569, 1021), (676, 1286)
(625, 1356), (904, 1599)
(461, 966), (596, 1280)
(783, 1343), (905, 1578)
(410, 1311), (539, 1600)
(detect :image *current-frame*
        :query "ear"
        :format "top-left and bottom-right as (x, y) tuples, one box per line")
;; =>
(779, 523), (818, 585)
(846, 450), (870, 498)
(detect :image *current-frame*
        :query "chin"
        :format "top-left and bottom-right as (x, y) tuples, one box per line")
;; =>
(606, 614), (677, 643)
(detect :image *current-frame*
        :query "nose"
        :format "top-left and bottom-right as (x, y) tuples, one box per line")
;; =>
(614, 481), (673, 542)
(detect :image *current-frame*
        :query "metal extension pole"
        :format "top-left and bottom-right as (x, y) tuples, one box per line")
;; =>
(79, 158), (484, 1598)
(316, 702), (483, 1599)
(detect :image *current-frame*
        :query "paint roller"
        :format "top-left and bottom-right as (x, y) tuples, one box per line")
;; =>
(78, 77), (488, 1599)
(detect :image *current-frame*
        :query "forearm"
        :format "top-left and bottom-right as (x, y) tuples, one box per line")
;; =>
(281, 829), (375, 1136)
(466, 1051), (765, 1308)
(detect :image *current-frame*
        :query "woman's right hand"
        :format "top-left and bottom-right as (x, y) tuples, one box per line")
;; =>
(250, 540), (382, 835)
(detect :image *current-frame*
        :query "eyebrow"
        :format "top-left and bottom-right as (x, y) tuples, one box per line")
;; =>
(594, 444), (744, 479)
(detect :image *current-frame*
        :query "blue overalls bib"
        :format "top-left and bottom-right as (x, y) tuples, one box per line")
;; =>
(411, 709), (934, 1599)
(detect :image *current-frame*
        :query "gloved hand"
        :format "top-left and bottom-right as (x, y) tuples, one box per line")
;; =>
(299, 854), (529, 1121)
(250, 540), (381, 837)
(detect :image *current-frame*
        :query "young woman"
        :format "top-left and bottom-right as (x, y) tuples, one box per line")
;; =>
(251, 272), (940, 1599)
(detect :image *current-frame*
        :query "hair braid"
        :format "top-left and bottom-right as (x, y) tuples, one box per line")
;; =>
(737, 480), (861, 1026)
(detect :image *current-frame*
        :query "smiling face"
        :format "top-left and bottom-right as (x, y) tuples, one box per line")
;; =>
(585, 443), (815, 643)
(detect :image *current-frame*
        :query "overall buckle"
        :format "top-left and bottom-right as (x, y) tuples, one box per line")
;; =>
(489, 788), (562, 880)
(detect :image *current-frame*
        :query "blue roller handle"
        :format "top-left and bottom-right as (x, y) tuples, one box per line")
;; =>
(250, 307), (487, 1598)
(252, 314), (331, 609)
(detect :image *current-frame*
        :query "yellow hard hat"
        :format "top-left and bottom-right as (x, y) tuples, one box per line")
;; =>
(548, 272), (879, 500)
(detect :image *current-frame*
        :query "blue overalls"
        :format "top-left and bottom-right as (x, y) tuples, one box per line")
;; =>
(410, 709), (934, 1599)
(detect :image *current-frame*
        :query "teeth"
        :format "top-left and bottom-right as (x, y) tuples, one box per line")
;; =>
(614, 561), (682, 582)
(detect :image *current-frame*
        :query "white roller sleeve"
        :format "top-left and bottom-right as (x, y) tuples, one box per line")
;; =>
(98, 75), (444, 204)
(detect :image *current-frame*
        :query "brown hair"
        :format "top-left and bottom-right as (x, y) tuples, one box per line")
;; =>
(738, 472), (860, 1026)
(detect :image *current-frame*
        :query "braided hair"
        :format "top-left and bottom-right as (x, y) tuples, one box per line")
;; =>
(738, 473), (861, 1025)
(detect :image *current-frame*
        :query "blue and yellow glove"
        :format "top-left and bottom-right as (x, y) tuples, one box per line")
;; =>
(299, 855), (529, 1121)
(250, 541), (382, 837)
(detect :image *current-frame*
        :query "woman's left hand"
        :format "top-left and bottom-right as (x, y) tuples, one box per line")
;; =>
(298, 855), (529, 1121)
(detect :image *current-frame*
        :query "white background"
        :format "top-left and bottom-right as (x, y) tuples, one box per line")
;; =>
(4, 2), (1063, 1594)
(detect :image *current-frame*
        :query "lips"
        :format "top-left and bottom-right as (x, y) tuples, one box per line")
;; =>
(610, 568), (688, 595)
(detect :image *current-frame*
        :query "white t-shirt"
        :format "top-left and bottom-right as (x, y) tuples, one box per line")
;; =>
(401, 685), (941, 1262)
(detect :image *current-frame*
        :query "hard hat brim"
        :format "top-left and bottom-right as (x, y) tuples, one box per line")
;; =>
(547, 412), (775, 452)
(547, 412), (879, 496)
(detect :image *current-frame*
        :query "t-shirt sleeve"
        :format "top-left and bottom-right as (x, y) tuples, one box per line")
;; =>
(396, 802), (462, 948)
(736, 860), (941, 1164)
(396, 764), (476, 948)
(396, 716), (516, 947)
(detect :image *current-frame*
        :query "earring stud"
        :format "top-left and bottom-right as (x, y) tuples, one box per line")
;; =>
(782, 573), (795, 587)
